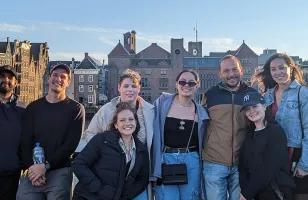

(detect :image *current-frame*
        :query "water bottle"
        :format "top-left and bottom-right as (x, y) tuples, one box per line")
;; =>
(33, 142), (45, 164)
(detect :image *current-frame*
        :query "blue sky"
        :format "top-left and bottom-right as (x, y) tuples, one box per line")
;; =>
(1, 0), (307, 62)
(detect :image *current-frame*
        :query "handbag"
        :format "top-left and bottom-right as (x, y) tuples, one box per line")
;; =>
(161, 111), (196, 185)
(161, 163), (188, 185)
(291, 86), (308, 194)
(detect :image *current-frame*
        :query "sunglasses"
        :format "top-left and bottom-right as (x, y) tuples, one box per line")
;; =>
(178, 80), (197, 87)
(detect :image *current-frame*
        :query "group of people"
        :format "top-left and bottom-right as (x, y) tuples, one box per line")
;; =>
(0, 52), (307, 200)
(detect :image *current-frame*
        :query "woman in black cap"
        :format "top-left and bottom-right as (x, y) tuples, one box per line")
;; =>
(239, 91), (294, 200)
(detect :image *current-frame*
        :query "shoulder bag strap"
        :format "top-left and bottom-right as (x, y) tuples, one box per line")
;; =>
(185, 104), (197, 152)
(298, 86), (304, 140)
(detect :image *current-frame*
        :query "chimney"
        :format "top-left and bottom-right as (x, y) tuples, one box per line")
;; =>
(72, 57), (75, 68)
(85, 52), (88, 58)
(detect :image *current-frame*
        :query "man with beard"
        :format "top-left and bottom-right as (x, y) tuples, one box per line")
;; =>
(17, 64), (85, 200)
(0, 65), (25, 200)
(201, 55), (256, 200)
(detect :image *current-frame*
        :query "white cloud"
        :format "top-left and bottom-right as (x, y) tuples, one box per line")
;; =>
(202, 37), (238, 53)
(98, 37), (117, 46)
(36, 21), (127, 34)
(0, 23), (26, 33)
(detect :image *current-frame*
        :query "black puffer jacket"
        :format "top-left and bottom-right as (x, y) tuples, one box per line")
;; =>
(72, 131), (149, 200)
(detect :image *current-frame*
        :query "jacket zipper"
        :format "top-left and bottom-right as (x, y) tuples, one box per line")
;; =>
(231, 93), (234, 165)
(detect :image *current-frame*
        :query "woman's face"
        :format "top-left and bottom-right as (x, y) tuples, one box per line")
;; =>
(115, 109), (136, 137)
(118, 78), (140, 103)
(176, 72), (198, 98)
(245, 103), (266, 123)
(270, 58), (292, 85)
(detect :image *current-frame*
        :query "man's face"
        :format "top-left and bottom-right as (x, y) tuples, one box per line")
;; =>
(118, 78), (140, 104)
(0, 72), (17, 94)
(219, 58), (243, 89)
(48, 68), (70, 94)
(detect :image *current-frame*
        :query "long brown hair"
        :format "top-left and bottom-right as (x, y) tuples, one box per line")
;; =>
(255, 53), (305, 93)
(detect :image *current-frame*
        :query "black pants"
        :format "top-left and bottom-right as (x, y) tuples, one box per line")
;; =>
(0, 173), (20, 200)
(256, 186), (293, 200)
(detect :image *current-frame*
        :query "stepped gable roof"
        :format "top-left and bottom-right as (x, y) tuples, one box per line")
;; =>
(30, 43), (42, 60)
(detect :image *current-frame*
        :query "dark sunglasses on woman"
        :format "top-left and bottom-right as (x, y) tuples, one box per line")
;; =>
(178, 80), (197, 87)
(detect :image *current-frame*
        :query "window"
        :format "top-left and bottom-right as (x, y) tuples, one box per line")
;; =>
(140, 92), (151, 102)
(88, 85), (93, 92)
(79, 85), (84, 92)
(161, 69), (167, 75)
(159, 78), (168, 88)
(79, 75), (84, 82)
(145, 69), (151, 75)
(88, 95), (93, 103)
(141, 78), (149, 88)
(88, 75), (93, 82)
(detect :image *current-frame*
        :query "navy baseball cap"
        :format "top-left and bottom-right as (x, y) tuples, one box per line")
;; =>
(240, 91), (265, 112)
(0, 65), (18, 78)
(50, 64), (71, 78)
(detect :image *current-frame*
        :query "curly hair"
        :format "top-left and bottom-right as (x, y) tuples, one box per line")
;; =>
(119, 69), (141, 85)
(109, 102), (140, 136)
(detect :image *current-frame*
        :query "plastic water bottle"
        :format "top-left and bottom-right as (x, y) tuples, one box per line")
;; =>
(33, 142), (45, 164)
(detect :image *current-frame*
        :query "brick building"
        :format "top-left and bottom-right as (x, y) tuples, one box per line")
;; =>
(0, 37), (49, 105)
(107, 31), (260, 102)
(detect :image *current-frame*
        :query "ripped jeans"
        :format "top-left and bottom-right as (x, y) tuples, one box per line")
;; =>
(155, 152), (201, 200)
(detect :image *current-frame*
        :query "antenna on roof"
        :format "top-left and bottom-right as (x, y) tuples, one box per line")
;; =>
(193, 21), (198, 42)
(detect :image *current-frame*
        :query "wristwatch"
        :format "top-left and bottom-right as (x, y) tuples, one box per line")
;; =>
(45, 161), (51, 171)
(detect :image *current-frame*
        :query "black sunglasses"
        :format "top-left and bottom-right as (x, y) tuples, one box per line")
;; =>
(178, 80), (197, 87)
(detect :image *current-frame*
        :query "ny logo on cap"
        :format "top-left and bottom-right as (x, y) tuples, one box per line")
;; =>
(243, 95), (250, 102)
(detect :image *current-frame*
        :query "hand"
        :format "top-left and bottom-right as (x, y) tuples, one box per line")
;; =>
(240, 193), (247, 200)
(28, 164), (46, 182)
(31, 175), (46, 187)
(295, 167), (308, 178)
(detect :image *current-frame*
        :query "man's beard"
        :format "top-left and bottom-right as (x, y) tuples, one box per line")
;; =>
(0, 81), (14, 95)
(225, 76), (241, 89)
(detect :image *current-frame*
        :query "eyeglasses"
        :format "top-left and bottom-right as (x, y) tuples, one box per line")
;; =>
(178, 80), (197, 87)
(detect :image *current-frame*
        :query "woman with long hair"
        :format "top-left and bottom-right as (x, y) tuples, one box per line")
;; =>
(72, 102), (149, 200)
(255, 53), (308, 199)
(152, 70), (209, 200)
(239, 91), (294, 200)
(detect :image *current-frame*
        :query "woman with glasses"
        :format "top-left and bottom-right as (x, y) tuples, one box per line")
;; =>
(152, 70), (209, 200)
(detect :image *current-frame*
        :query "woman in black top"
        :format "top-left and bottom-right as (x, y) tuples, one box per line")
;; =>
(72, 102), (149, 200)
(239, 91), (294, 200)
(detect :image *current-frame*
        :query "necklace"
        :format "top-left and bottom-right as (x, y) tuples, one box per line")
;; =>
(179, 120), (185, 130)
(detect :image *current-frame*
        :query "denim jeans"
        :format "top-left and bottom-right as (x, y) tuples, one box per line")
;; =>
(133, 189), (147, 200)
(17, 167), (72, 200)
(155, 152), (201, 200)
(203, 161), (240, 200)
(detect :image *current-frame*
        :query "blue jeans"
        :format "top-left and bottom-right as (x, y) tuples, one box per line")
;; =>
(155, 152), (201, 200)
(133, 189), (147, 200)
(17, 167), (72, 200)
(203, 161), (240, 200)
